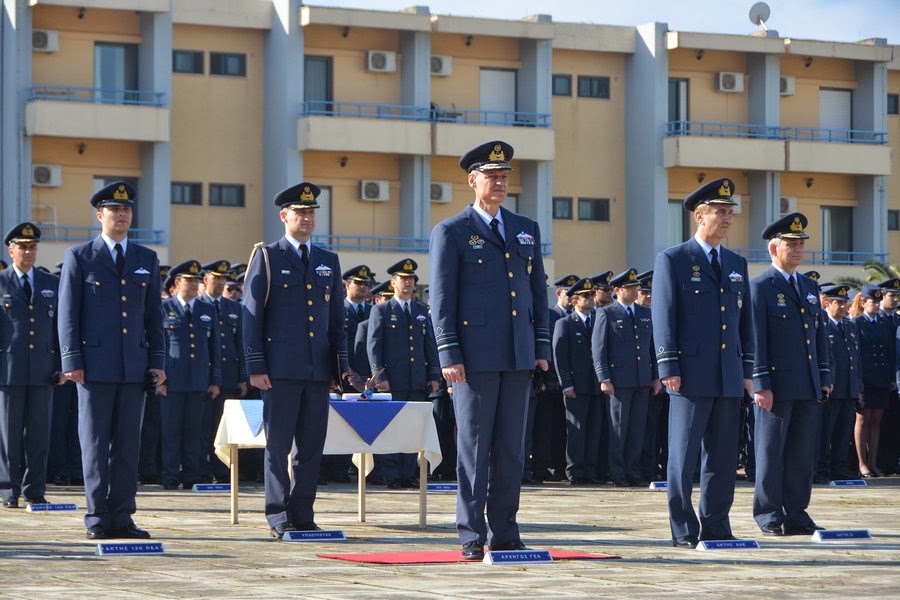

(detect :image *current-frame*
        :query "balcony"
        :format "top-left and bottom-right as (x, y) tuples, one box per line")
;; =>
(298, 100), (555, 161)
(665, 120), (890, 176)
(26, 86), (170, 143)
(312, 233), (551, 257)
(732, 247), (886, 266)
(40, 225), (166, 246)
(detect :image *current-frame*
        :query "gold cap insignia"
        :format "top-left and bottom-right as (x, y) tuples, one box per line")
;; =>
(582, 280), (592, 291)
(22, 224), (34, 237)
(189, 263), (199, 274)
(218, 261), (228, 273)
(892, 280), (900, 289)
(403, 260), (414, 272)
(838, 288), (847, 297)
(790, 217), (804, 232)
(360, 267), (368, 277)
(488, 144), (505, 162)
(718, 180), (731, 197)
(300, 185), (314, 202)
(113, 184), (130, 201)
(628, 271), (637, 281)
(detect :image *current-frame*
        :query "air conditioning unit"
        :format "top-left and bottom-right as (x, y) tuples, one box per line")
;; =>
(430, 182), (452, 203)
(730, 194), (743, 215)
(360, 180), (390, 202)
(32, 164), (62, 187)
(430, 55), (452, 76)
(780, 75), (796, 96)
(780, 196), (797, 216)
(32, 29), (60, 53)
(716, 72), (744, 93)
(366, 50), (396, 73)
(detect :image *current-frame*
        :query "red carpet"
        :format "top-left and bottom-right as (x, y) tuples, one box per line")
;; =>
(316, 549), (619, 564)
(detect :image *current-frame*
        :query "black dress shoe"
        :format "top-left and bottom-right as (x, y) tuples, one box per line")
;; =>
(3, 497), (19, 509)
(295, 522), (322, 531)
(490, 540), (528, 551)
(86, 525), (111, 540)
(461, 541), (484, 560)
(521, 476), (542, 485)
(162, 481), (179, 490)
(117, 524), (151, 539)
(672, 535), (699, 548)
(699, 533), (737, 542)
(386, 480), (403, 490)
(402, 478), (420, 489)
(612, 479), (629, 487)
(783, 523), (824, 536)
(25, 496), (49, 506)
(760, 522), (784, 536)
(270, 521), (297, 539)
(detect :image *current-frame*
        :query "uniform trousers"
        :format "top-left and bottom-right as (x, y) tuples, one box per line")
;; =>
(753, 398), (820, 529)
(607, 387), (649, 482)
(379, 388), (426, 483)
(0, 385), (53, 501)
(159, 391), (206, 485)
(453, 370), (530, 546)
(562, 392), (604, 481)
(667, 393), (741, 540)
(77, 381), (145, 530)
(641, 390), (668, 481)
(48, 381), (82, 483)
(817, 397), (856, 479)
(262, 380), (329, 527)
(138, 390), (161, 482)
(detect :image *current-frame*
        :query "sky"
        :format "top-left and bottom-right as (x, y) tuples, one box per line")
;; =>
(305, 0), (900, 45)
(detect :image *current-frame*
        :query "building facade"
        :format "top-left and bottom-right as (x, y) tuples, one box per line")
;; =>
(1, 1), (897, 282)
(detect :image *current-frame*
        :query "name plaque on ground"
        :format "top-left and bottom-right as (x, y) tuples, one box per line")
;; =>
(26, 503), (77, 512)
(427, 483), (457, 492)
(484, 549), (552, 564)
(697, 539), (760, 551)
(812, 529), (871, 542)
(192, 483), (231, 492)
(830, 480), (866, 487)
(96, 542), (165, 556)
(649, 481), (668, 490)
(283, 530), (347, 542)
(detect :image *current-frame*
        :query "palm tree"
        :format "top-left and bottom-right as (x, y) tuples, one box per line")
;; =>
(834, 260), (900, 290)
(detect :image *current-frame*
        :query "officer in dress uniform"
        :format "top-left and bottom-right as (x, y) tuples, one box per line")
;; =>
(817, 284), (862, 481)
(354, 281), (393, 380)
(751, 212), (831, 536)
(429, 140), (550, 560)
(198, 259), (246, 483)
(551, 277), (603, 485)
(243, 182), (357, 538)
(158, 260), (221, 489)
(0, 223), (63, 508)
(551, 275), (579, 319)
(367, 258), (440, 488)
(58, 181), (165, 539)
(652, 178), (754, 548)
(590, 271), (615, 310)
(593, 268), (661, 487)
(875, 278), (900, 475)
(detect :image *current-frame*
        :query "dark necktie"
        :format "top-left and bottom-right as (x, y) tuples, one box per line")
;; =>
(22, 273), (32, 303)
(357, 304), (365, 319)
(403, 302), (410, 320)
(627, 305), (635, 323)
(709, 247), (722, 281)
(584, 315), (592, 331)
(299, 243), (309, 268)
(789, 274), (800, 299)
(837, 320), (844, 336)
(184, 304), (192, 322)
(213, 298), (220, 316)
(490, 218), (505, 247)
(114, 243), (125, 275)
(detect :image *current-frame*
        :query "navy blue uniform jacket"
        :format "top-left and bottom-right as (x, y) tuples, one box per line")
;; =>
(552, 313), (600, 394)
(592, 303), (657, 388)
(825, 317), (862, 399)
(161, 298), (221, 393)
(367, 298), (440, 391)
(429, 205), (550, 372)
(0, 268), (60, 385)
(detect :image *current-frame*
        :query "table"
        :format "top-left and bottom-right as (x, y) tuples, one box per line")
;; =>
(214, 398), (442, 527)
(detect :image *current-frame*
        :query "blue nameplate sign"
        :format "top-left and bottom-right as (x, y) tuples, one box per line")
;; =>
(25, 503), (77, 512)
(283, 530), (346, 542)
(97, 542), (165, 556)
(812, 529), (871, 542)
(697, 539), (759, 551)
(484, 549), (552, 565)
(427, 483), (457, 492)
(649, 481), (668, 490)
(192, 483), (230, 492)
(830, 479), (866, 487)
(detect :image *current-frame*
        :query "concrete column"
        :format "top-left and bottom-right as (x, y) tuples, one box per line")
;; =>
(138, 10), (172, 247)
(745, 53), (781, 250)
(852, 58), (888, 258)
(263, 0), (303, 242)
(517, 160), (552, 248)
(1, 0), (32, 234)
(747, 171), (780, 254)
(398, 27), (430, 239)
(625, 22), (669, 267)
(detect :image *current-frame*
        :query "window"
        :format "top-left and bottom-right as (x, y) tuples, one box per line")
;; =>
(668, 78), (689, 133)
(889, 210), (900, 231)
(577, 76), (610, 99)
(552, 196), (572, 219)
(171, 182), (202, 205)
(94, 42), (139, 104)
(577, 198), (610, 222)
(210, 52), (246, 77)
(209, 184), (245, 207)
(889, 93), (899, 115)
(552, 74), (572, 97)
(173, 50), (203, 74)
(304, 56), (333, 114)
(821, 206), (853, 263)
(668, 199), (691, 245)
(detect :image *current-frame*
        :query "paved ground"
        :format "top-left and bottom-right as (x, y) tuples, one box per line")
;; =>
(0, 477), (898, 599)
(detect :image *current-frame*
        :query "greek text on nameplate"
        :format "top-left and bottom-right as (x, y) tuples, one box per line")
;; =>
(96, 542), (165, 556)
(427, 483), (458, 492)
(26, 503), (77, 512)
(649, 481), (668, 490)
(812, 529), (872, 542)
(830, 479), (866, 487)
(697, 540), (760, 551)
(484, 550), (552, 564)
(283, 530), (347, 542)
(192, 483), (231, 492)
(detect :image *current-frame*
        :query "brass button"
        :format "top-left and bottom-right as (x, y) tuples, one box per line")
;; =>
(511, 291), (517, 297)
(309, 331), (315, 337)
(308, 316), (314, 322)
(806, 339), (811, 345)
(720, 306), (725, 312)
(463, 320), (468, 326)
(121, 296), (127, 302)
(800, 308), (805, 314)
(508, 272), (513, 278)
(27, 304), (33, 310)
(512, 309), (518, 316)
(410, 357), (415, 363)
(190, 333), (195, 338)
(29, 317), (35, 323)
(283, 284), (288, 288)
(478, 259), (483, 264)
(122, 311), (128, 318)
(505, 252), (510, 259)
(122, 328), (128, 334)
(720, 288), (724, 293)
(721, 343), (726, 349)
(807, 354), (812, 359)
(29, 330), (35, 336)
(190, 353), (196, 359)
(121, 279), (126, 285)
(804, 323), (809, 329)
(190, 343), (196, 349)
(306, 284), (313, 290)
(694, 290), (699, 294)
(722, 324), (727, 330)
(307, 300), (313, 306)
(28, 343), (34, 350)
(410, 346), (414, 351)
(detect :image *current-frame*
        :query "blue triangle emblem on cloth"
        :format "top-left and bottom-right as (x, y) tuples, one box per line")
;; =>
(331, 401), (405, 445)
(240, 399), (265, 437)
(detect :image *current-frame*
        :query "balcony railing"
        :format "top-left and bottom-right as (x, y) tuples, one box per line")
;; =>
(732, 247), (887, 266)
(302, 100), (551, 128)
(312, 234), (552, 256)
(667, 120), (887, 145)
(40, 225), (167, 245)
(29, 86), (167, 107)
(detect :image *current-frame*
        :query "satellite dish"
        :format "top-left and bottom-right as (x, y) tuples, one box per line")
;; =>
(749, 1), (771, 30)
